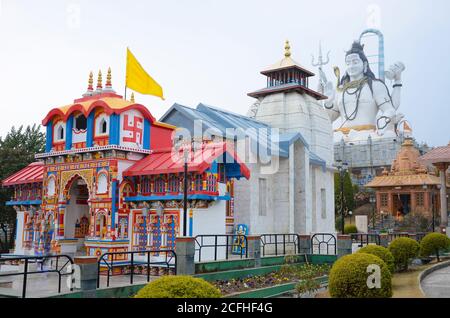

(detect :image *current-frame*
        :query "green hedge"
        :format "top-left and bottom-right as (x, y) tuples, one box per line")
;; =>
(388, 237), (420, 272)
(420, 233), (450, 262)
(357, 245), (395, 274)
(344, 224), (358, 234)
(329, 253), (392, 298)
(135, 276), (222, 298)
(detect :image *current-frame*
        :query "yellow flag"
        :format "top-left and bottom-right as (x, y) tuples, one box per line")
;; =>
(126, 48), (164, 100)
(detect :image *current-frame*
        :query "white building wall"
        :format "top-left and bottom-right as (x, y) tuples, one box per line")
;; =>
(192, 200), (227, 261)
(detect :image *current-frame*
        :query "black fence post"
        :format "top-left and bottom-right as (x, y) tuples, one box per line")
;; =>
(130, 253), (134, 285)
(22, 258), (28, 298)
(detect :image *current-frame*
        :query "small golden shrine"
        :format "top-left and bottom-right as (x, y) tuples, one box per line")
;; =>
(366, 138), (441, 219)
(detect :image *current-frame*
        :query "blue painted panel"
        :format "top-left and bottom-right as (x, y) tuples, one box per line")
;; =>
(6, 200), (42, 206)
(86, 112), (95, 148)
(109, 114), (120, 145)
(45, 122), (53, 153)
(65, 115), (73, 150)
(225, 162), (242, 178)
(111, 180), (118, 228)
(143, 119), (151, 150)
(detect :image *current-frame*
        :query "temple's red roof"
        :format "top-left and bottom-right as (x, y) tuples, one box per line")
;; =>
(123, 142), (250, 179)
(2, 162), (44, 186)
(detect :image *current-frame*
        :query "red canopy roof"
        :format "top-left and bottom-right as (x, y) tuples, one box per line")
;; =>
(123, 142), (250, 179)
(2, 162), (44, 186)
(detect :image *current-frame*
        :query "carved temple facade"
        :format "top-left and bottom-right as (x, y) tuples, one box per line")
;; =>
(2, 70), (250, 258)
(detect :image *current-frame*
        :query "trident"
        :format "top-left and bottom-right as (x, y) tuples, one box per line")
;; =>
(312, 41), (330, 69)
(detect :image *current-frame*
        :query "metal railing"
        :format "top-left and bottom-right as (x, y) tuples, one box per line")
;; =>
(194, 235), (248, 262)
(97, 249), (176, 288)
(310, 233), (337, 255)
(260, 234), (300, 257)
(351, 234), (381, 247)
(388, 232), (410, 242)
(415, 232), (428, 242)
(0, 254), (74, 298)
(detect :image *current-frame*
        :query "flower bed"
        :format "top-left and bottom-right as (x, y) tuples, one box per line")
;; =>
(212, 263), (330, 296)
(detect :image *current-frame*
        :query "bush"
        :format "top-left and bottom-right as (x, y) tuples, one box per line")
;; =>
(329, 253), (392, 298)
(388, 237), (420, 271)
(135, 275), (222, 298)
(344, 224), (358, 234)
(357, 245), (395, 273)
(420, 233), (450, 262)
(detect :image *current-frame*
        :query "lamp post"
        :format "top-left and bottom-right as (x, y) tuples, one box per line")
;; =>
(369, 195), (376, 231)
(348, 211), (353, 225)
(380, 211), (384, 230)
(336, 160), (349, 234)
(176, 138), (196, 237)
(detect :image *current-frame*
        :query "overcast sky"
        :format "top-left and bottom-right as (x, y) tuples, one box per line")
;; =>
(0, 0), (448, 146)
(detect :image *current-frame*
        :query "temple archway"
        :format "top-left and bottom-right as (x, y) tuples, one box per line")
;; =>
(64, 175), (91, 253)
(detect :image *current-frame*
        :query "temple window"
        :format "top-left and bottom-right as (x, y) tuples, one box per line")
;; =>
(97, 173), (108, 194)
(54, 122), (66, 142)
(101, 119), (107, 134)
(194, 174), (203, 191)
(155, 177), (165, 193)
(168, 176), (179, 192)
(207, 174), (215, 192)
(74, 114), (87, 131)
(96, 114), (109, 136)
(380, 193), (389, 207)
(416, 192), (425, 207)
(142, 176), (151, 194)
(47, 177), (56, 197)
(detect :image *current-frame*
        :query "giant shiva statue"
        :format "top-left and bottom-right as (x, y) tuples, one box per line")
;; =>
(319, 41), (405, 142)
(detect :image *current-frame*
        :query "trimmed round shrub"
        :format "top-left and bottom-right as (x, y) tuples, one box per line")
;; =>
(420, 233), (450, 262)
(357, 245), (395, 274)
(135, 275), (222, 298)
(329, 253), (392, 298)
(344, 224), (358, 234)
(388, 237), (420, 271)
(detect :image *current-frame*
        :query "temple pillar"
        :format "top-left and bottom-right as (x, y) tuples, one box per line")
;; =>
(424, 191), (430, 216)
(388, 192), (394, 216)
(438, 164), (449, 229)
(410, 192), (417, 214)
(376, 192), (381, 213)
(57, 206), (66, 237)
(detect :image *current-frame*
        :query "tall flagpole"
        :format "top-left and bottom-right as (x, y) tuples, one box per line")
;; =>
(124, 47), (128, 100)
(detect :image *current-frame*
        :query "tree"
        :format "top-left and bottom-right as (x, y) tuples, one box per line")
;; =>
(0, 124), (45, 252)
(334, 171), (355, 219)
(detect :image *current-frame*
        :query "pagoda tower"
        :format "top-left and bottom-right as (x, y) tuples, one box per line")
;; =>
(248, 40), (333, 164)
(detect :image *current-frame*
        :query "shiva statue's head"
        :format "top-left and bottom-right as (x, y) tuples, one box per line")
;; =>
(341, 41), (377, 86)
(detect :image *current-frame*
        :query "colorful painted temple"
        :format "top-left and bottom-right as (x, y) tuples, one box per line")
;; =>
(1, 69), (250, 257)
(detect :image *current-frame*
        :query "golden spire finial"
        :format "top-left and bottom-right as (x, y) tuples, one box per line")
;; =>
(106, 67), (112, 87)
(88, 71), (94, 91)
(130, 92), (135, 103)
(284, 40), (291, 58)
(97, 70), (103, 89)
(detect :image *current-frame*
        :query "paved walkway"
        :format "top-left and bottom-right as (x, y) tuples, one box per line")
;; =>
(421, 264), (450, 298)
